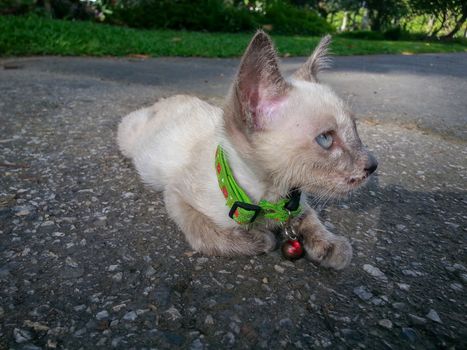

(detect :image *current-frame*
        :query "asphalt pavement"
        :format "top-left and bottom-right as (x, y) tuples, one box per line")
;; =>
(0, 53), (466, 349)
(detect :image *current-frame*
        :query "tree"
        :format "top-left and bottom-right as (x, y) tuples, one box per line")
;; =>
(410, 0), (466, 38)
(364, 0), (409, 31)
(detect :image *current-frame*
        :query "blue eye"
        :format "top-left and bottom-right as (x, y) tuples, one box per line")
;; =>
(316, 133), (333, 149)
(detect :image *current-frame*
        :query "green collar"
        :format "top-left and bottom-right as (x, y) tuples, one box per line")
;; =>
(215, 145), (302, 225)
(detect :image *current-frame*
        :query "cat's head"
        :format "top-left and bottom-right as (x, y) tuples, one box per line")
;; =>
(223, 31), (377, 198)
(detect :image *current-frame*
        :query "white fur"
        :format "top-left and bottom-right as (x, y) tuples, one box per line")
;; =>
(117, 95), (267, 230)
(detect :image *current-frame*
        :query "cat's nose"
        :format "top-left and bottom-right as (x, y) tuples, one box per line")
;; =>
(364, 154), (378, 175)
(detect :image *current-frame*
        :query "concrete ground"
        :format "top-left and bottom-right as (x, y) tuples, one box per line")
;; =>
(0, 53), (466, 349)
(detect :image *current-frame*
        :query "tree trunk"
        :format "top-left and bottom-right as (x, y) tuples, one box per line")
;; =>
(361, 8), (370, 30)
(430, 12), (447, 37)
(441, 12), (467, 39)
(340, 11), (348, 32)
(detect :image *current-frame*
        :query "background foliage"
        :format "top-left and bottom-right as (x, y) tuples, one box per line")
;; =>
(0, 0), (466, 39)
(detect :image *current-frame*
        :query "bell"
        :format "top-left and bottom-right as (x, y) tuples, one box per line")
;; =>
(281, 239), (304, 260)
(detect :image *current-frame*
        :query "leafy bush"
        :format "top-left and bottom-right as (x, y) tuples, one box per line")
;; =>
(260, 1), (334, 35)
(109, 0), (333, 35)
(0, 0), (35, 15)
(110, 0), (257, 32)
(337, 30), (384, 40)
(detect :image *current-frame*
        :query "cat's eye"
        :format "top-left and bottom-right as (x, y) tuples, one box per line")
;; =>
(316, 133), (333, 149)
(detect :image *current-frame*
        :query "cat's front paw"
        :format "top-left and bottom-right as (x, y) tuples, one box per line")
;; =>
(303, 233), (352, 270)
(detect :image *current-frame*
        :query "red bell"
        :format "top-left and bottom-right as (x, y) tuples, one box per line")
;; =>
(281, 239), (304, 260)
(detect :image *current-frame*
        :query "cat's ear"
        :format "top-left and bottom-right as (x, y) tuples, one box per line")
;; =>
(228, 30), (289, 132)
(293, 35), (332, 82)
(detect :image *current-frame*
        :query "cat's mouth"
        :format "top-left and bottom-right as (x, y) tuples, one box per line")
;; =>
(346, 173), (370, 186)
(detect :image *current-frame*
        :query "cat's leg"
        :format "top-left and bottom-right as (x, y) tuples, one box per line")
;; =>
(164, 190), (276, 256)
(295, 206), (352, 270)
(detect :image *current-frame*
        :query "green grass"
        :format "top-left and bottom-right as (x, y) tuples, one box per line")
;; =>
(1, 15), (465, 57)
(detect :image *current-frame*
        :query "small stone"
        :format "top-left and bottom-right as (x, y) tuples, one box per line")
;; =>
(262, 277), (268, 284)
(14, 206), (34, 216)
(112, 272), (123, 282)
(426, 309), (442, 324)
(107, 264), (119, 272)
(401, 327), (417, 342)
(450, 283), (463, 291)
(402, 269), (419, 277)
(191, 338), (204, 350)
(52, 232), (65, 237)
(164, 306), (182, 320)
(14, 328), (32, 343)
(65, 257), (78, 268)
(460, 273), (467, 284)
(353, 286), (373, 301)
(122, 311), (137, 321)
(222, 332), (235, 346)
(392, 302), (407, 311)
(397, 283), (410, 291)
(96, 337), (107, 346)
(363, 264), (388, 282)
(145, 265), (157, 277)
(111, 336), (123, 347)
(23, 320), (49, 332)
(96, 310), (109, 320)
(196, 257), (209, 264)
(74, 328), (86, 337)
(74, 304), (86, 312)
(378, 319), (392, 329)
(274, 265), (285, 273)
(205, 315), (214, 325)
(279, 318), (293, 329)
(408, 314), (427, 325)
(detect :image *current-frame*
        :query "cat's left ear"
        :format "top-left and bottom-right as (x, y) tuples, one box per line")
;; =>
(293, 35), (332, 82)
(232, 30), (290, 131)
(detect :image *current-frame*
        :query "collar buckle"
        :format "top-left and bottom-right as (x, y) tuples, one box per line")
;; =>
(229, 201), (262, 224)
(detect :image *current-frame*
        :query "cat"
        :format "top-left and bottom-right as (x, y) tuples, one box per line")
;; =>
(117, 31), (377, 270)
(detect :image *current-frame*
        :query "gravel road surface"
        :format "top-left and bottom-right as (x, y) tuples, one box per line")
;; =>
(0, 53), (466, 349)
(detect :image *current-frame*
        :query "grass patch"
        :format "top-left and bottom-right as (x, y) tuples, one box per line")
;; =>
(1, 15), (465, 57)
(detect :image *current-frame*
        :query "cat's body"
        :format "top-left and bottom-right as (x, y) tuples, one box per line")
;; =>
(118, 32), (377, 269)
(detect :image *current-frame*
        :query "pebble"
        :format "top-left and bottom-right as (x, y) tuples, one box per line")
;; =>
(402, 269), (419, 277)
(205, 315), (214, 325)
(363, 264), (388, 282)
(408, 314), (427, 325)
(279, 318), (293, 329)
(96, 310), (109, 320)
(65, 257), (78, 268)
(353, 286), (373, 301)
(222, 332), (235, 346)
(107, 264), (119, 272)
(401, 327), (417, 342)
(450, 283), (463, 291)
(274, 265), (285, 273)
(378, 319), (393, 329)
(123, 311), (137, 321)
(392, 302), (407, 311)
(164, 306), (182, 320)
(426, 309), (442, 323)
(397, 283), (410, 291)
(191, 338), (204, 350)
(145, 265), (157, 277)
(112, 272), (123, 282)
(14, 328), (32, 343)
(460, 273), (467, 284)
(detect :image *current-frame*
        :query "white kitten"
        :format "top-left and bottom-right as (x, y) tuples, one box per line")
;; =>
(117, 31), (377, 269)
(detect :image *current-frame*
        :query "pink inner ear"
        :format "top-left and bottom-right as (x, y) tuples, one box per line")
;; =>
(253, 93), (287, 130)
